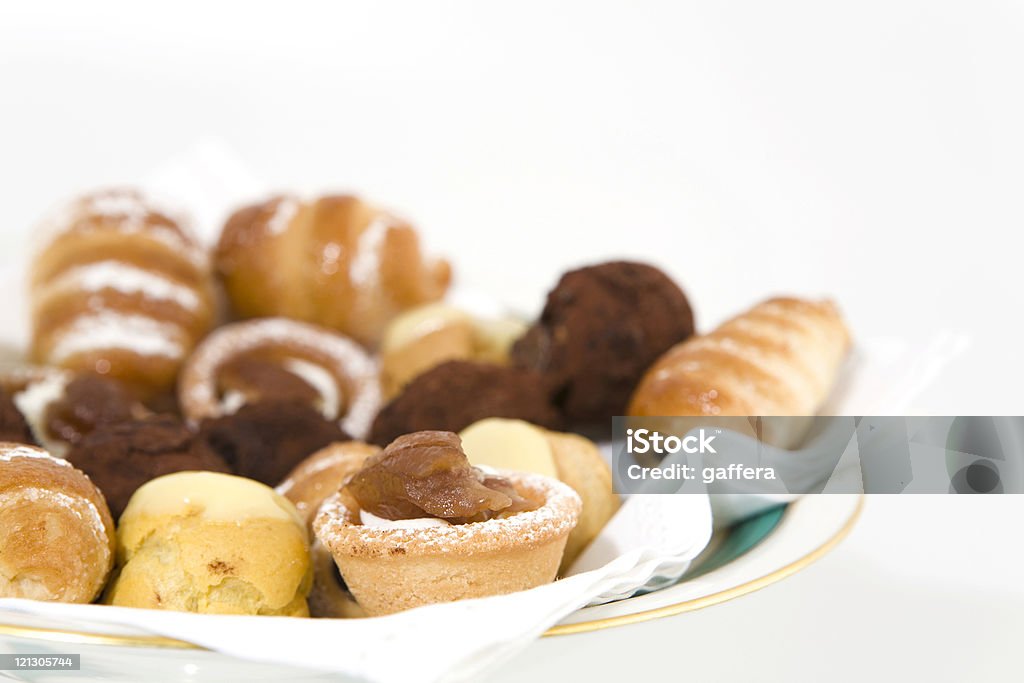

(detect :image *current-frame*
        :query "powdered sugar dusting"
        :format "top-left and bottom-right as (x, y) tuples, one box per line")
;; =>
(34, 189), (207, 270)
(349, 215), (391, 290)
(266, 196), (300, 235)
(13, 372), (72, 456)
(0, 444), (70, 466)
(43, 260), (201, 311)
(48, 312), (185, 362)
(314, 470), (582, 556)
(1, 486), (110, 560)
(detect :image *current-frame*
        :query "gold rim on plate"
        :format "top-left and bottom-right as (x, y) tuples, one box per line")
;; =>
(0, 496), (863, 649)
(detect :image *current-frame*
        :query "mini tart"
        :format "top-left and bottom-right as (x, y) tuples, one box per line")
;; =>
(313, 470), (581, 616)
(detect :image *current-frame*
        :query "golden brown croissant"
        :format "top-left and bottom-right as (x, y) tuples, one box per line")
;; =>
(215, 194), (451, 347)
(628, 297), (850, 418)
(0, 444), (116, 603)
(29, 189), (217, 399)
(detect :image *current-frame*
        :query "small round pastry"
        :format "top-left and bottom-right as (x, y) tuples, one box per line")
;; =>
(0, 444), (115, 602)
(380, 303), (527, 399)
(511, 261), (695, 425)
(194, 400), (347, 487)
(277, 442), (379, 618)
(29, 189), (217, 398)
(314, 431), (581, 616)
(369, 360), (560, 447)
(5, 367), (148, 457)
(215, 194), (451, 347)
(459, 418), (620, 570)
(179, 317), (380, 440)
(66, 415), (230, 518)
(106, 471), (311, 616)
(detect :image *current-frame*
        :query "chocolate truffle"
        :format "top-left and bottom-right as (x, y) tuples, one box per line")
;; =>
(45, 374), (143, 445)
(66, 415), (230, 518)
(195, 400), (348, 487)
(512, 261), (694, 425)
(0, 387), (36, 445)
(369, 361), (560, 446)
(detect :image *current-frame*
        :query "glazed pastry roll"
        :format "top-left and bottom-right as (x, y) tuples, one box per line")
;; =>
(29, 189), (216, 398)
(215, 194), (451, 347)
(179, 317), (381, 439)
(629, 297), (850, 421)
(0, 444), (116, 603)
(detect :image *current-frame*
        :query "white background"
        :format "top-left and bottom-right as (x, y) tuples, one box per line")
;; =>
(2, 2), (1022, 681)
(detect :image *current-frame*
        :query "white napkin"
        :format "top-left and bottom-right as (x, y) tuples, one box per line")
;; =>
(0, 496), (711, 683)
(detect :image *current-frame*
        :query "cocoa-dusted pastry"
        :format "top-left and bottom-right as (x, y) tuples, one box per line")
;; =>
(369, 360), (560, 447)
(29, 189), (217, 398)
(106, 472), (311, 616)
(0, 444), (115, 602)
(195, 400), (347, 487)
(512, 261), (695, 425)
(314, 431), (581, 616)
(215, 194), (451, 347)
(380, 302), (527, 399)
(460, 418), (620, 571)
(628, 297), (850, 430)
(7, 368), (148, 457)
(66, 415), (230, 517)
(179, 317), (380, 439)
(0, 388), (36, 445)
(277, 442), (380, 618)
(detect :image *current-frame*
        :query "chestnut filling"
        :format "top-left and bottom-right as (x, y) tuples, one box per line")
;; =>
(341, 430), (537, 525)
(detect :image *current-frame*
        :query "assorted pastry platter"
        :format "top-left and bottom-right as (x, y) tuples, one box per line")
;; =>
(0, 186), (856, 678)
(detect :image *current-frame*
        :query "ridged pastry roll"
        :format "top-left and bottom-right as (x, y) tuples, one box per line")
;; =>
(29, 189), (216, 398)
(215, 194), (451, 348)
(0, 444), (116, 603)
(628, 297), (850, 418)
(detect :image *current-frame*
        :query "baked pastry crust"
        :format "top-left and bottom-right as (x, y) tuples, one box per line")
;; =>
(277, 442), (379, 618)
(29, 189), (216, 398)
(0, 444), (115, 603)
(106, 472), (311, 616)
(215, 195), (451, 347)
(277, 441), (381, 527)
(314, 470), (581, 616)
(629, 297), (850, 418)
(545, 431), (620, 570)
(379, 303), (526, 399)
